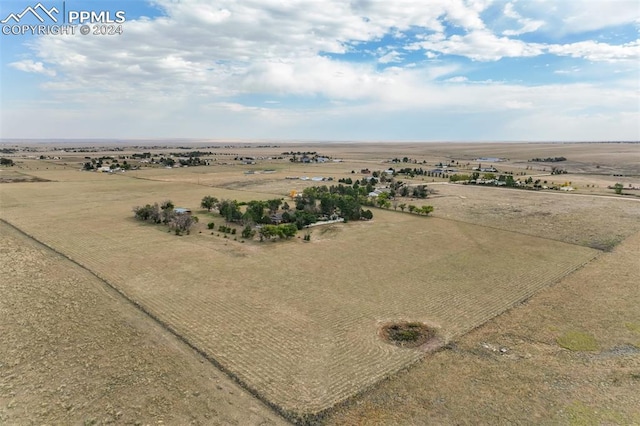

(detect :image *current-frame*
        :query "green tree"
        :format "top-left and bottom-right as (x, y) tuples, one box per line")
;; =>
(399, 203), (407, 212)
(279, 223), (298, 238)
(201, 195), (219, 212)
(133, 203), (161, 223)
(245, 200), (267, 223)
(483, 173), (496, 180)
(160, 200), (175, 224)
(259, 225), (276, 241)
(613, 183), (623, 195)
(408, 205), (416, 214)
(267, 198), (282, 214)
(420, 205), (434, 216)
(241, 225), (256, 239)
(219, 199), (242, 222)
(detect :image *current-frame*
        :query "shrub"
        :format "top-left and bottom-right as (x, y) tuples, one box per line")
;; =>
(207, 222), (215, 229)
(380, 322), (435, 348)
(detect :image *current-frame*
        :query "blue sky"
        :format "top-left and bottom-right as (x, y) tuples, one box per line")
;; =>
(1, 0), (638, 141)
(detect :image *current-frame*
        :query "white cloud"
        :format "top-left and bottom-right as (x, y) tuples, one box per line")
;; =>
(446, 76), (468, 83)
(548, 40), (640, 62)
(414, 30), (545, 61)
(378, 50), (403, 64)
(3, 0), (639, 141)
(518, 0), (639, 35)
(500, 2), (545, 36)
(9, 60), (56, 76)
(559, 0), (640, 33)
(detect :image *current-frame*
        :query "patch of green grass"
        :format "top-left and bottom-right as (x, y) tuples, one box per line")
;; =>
(565, 400), (628, 426)
(586, 236), (623, 252)
(557, 331), (599, 351)
(625, 322), (640, 333)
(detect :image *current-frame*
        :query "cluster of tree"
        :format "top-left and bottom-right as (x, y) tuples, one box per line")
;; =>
(154, 156), (206, 167)
(202, 186), (372, 232)
(450, 173), (565, 190)
(388, 184), (428, 198)
(529, 156), (567, 162)
(131, 152), (152, 159)
(286, 153), (330, 163)
(390, 157), (421, 163)
(281, 151), (317, 156)
(177, 157), (205, 166)
(397, 167), (426, 176)
(0, 148), (16, 154)
(450, 172), (497, 182)
(133, 200), (197, 235)
(83, 159), (132, 170)
(169, 151), (213, 157)
(402, 204), (434, 215)
(550, 167), (568, 175)
(297, 185), (373, 222)
(0, 158), (15, 166)
(159, 157), (175, 167)
(257, 224), (298, 241)
(327, 178), (428, 199)
(203, 196), (297, 228)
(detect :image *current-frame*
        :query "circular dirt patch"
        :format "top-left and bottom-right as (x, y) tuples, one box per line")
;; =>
(380, 321), (436, 348)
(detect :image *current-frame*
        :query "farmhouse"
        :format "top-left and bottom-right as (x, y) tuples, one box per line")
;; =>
(368, 188), (391, 197)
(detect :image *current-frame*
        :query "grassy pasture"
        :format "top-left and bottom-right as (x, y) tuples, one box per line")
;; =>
(424, 183), (640, 250)
(0, 172), (599, 417)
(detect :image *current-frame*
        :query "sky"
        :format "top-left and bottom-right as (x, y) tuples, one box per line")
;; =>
(0, 0), (638, 141)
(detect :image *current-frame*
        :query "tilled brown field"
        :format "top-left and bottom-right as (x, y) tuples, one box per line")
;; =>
(0, 222), (287, 425)
(0, 175), (599, 418)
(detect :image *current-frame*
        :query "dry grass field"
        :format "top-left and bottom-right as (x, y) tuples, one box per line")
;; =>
(0, 222), (286, 426)
(425, 184), (640, 250)
(1, 141), (638, 423)
(326, 230), (640, 425)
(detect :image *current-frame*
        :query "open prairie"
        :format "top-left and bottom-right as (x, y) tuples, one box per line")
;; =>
(1, 141), (638, 423)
